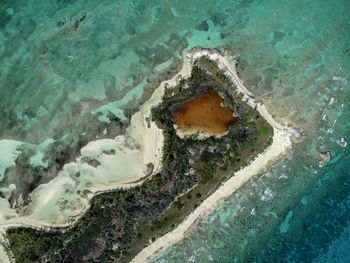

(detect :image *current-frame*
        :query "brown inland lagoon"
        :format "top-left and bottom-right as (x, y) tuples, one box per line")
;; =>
(172, 87), (236, 136)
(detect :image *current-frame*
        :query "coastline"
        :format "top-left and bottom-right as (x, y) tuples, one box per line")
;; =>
(131, 48), (295, 263)
(0, 78), (166, 229)
(0, 50), (194, 262)
(76, 57), (193, 196)
(0, 49), (191, 229)
(1, 48), (296, 263)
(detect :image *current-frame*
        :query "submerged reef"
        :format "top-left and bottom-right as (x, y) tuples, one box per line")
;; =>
(5, 57), (273, 262)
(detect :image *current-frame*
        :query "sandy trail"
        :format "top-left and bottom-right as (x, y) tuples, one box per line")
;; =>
(131, 48), (295, 263)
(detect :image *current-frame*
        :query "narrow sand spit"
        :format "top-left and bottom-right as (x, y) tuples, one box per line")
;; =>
(0, 83), (167, 230)
(131, 48), (295, 263)
(0, 75), (167, 228)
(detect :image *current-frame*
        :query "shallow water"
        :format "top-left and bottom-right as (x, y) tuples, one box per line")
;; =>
(0, 0), (349, 262)
(151, 0), (350, 262)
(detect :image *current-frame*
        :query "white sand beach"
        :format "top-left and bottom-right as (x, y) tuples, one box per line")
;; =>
(131, 48), (295, 263)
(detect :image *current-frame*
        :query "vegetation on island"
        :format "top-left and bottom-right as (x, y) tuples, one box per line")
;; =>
(5, 56), (273, 263)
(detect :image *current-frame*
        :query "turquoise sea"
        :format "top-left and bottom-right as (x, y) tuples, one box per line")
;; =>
(1, 0), (349, 262)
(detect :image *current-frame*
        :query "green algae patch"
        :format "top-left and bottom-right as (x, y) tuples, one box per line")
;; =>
(6, 56), (273, 263)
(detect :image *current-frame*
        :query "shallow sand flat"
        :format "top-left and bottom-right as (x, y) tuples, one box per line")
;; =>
(0, 65), (165, 229)
(0, 100), (163, 225)
(131, 48), (295, 263)
(0, 49), (193, 234)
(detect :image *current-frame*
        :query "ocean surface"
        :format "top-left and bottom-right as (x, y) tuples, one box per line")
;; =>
(0, 0), (349, 262)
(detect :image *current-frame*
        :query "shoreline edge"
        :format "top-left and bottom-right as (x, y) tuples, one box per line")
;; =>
(131, 48), (296, 263)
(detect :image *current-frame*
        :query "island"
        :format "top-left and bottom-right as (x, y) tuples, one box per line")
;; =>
(4, 48), (293, 263)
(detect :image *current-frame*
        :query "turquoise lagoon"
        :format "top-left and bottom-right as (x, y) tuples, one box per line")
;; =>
(0, 0), (349, 262)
